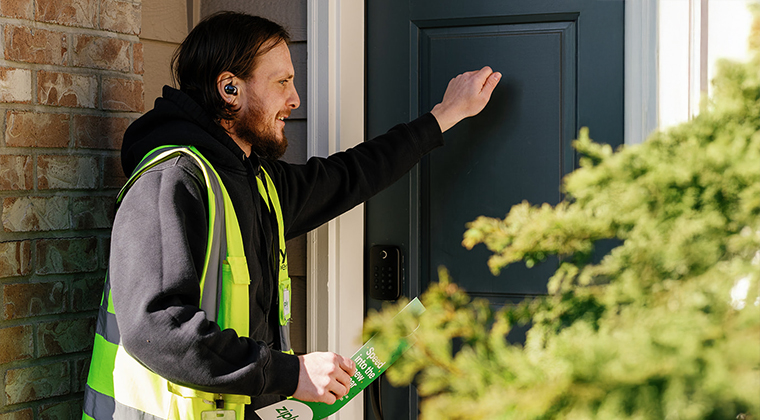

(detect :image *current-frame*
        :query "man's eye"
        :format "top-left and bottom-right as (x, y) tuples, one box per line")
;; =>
(279, 80), (288, 85)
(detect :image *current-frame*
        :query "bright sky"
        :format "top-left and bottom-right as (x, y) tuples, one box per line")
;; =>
(658, 0), (755, 129)
(707, 0), (755, 95)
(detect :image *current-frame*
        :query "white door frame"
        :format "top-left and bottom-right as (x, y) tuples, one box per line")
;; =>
(306, 0), (366, 419)
(626, 0), (659, 145)
(305, 2), (657, 419)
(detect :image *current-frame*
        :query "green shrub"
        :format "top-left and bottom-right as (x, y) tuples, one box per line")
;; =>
(363, 13), (760, 420)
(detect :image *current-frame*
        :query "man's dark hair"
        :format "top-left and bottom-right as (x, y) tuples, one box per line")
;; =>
(171, 12), (290, 122)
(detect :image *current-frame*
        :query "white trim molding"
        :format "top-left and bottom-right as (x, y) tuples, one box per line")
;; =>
(306, 0), (365, 419)
(625, 0), (658, 145)
(688, 0), (709, 119)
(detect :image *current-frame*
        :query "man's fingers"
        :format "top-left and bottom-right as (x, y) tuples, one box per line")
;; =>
(460, 66), (492, 91)
(327, 356), (355, 401)
(461, 67), (500, 99)
(474, 66), (494, 83)
(339, 355), (357, 376)
(332, 370), (352, 397)
(293, 352), (358, 404)
(335, 357), (354, 391)
(326, 382), (346, 402)
(321, 392), (337, 405)
(430, 65), (500, 132)
(481, 71), (502, 96)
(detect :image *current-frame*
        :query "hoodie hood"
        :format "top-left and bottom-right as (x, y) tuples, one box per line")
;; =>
(121, 86), (258, 177)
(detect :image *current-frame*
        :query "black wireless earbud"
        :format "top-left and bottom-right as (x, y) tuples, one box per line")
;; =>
(224, 84), (238, 95)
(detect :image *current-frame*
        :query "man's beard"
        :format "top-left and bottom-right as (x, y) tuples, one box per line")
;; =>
(234, 107), (288, 160)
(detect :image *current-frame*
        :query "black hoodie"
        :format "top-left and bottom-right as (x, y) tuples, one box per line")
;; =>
(109, 86), (443, 414)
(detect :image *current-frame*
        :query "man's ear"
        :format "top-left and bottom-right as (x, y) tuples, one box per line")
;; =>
(217, 71), (238, 105)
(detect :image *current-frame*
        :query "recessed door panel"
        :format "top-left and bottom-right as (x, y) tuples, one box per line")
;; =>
(421, 22), (576, 300)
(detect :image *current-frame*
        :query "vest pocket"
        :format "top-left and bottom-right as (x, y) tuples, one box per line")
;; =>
(218, 260), (249, 337)
(167, 383), (250, 420)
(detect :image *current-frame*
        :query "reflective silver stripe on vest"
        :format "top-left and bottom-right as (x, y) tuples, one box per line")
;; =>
(96, 275), (120, 345)
(84, 384), (115, 420)
(195, 155), (226, 324)
(96, 307), (120, 346)
(114, 401), (164, 420)
(84, 384), (165, 420)
(280, 324), (291, 353)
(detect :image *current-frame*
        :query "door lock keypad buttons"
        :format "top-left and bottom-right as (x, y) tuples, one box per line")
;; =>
(369, 245), (402, 300)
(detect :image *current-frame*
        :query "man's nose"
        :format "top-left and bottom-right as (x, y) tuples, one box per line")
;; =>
(289, 85), (300, 109)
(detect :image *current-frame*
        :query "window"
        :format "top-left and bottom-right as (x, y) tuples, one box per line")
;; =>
(658, 0), (755, 129)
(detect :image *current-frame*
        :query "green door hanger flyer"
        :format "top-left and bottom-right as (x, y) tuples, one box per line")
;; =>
(255, 298), (425, 420)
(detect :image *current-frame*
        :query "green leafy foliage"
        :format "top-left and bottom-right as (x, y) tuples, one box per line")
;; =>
(363, 13), (760, 420)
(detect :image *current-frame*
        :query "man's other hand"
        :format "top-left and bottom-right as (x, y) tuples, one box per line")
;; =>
(430, 66), (502, 133)
(293, 352), (357, 404)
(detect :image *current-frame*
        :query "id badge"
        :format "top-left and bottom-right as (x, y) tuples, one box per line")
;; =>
(201, 410), (236, 420)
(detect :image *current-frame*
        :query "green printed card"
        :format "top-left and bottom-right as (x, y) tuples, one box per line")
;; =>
(255, 298), (425, 420)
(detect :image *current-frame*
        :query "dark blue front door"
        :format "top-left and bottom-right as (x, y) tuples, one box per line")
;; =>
(364, 1), (624, 418)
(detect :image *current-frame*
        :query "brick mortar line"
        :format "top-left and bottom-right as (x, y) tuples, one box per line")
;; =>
(0, 150), (120, 158)
(0, 317), (34, 330)
(0, 187), (122, 196)
(8, 169), (117, 188)
(0, 400), (37, 417)
(0, 391), (90, 417)
(0, 269), (107, 285)
(0, 313), (100, 358)
(1, 350), (93, 377)
(1, 391), (90, 415)
(96, 74), (103, 118)
(0, 146), (125, 155)
(0, 316), (37, 329)
(32, 152), (38, 201)
(0, 90), (5, 148)
(0, 17), (141, 42)
(0, 20), (4, 69)
(0, 146), (121, 155)
(0, 58), (145, 80)
(3, 219), (117, 230)
(140, 36), (181, 47)
(96, 0), (103, 41)
(0, 204), (118, 218)
(0, 189), (120, 196)
(0, 308), (100, 329)
(67, 103), (75, 151)
(0, 233), (115, 244)
(2, 308), (100, 325)
(0, 102), (143, 119)
(0, 237), (109, 280)
(0, 228), (114, 242)
(4, 356), (96, 379)
(30, 62), (37, 107)
(0, 191), (120, 201)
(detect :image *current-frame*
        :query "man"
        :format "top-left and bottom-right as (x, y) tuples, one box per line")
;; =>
(83, 11), (500, 420)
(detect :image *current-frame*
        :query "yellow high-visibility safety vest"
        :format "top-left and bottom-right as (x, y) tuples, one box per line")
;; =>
(83, 146), (292, 420)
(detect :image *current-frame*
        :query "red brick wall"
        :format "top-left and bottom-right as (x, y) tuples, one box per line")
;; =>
(0, 0), (142, 417)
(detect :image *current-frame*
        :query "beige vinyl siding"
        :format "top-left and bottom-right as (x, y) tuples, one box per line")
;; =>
(202, 0), (310, 354)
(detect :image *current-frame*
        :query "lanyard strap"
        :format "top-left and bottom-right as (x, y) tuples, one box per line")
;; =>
(256, 169), (291, 326)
